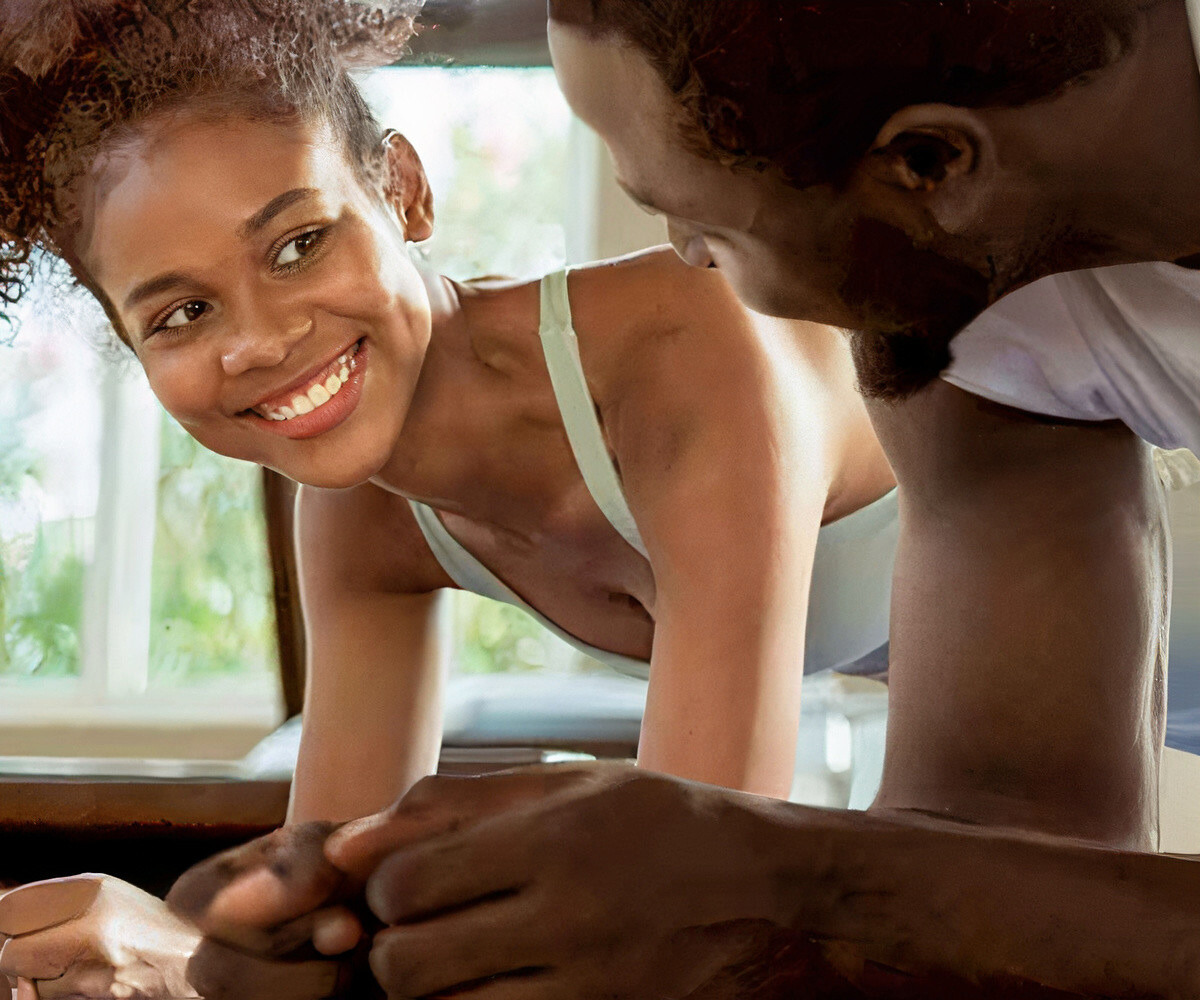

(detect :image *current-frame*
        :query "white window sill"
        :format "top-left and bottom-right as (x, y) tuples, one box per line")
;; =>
(0, 679), (283, 759)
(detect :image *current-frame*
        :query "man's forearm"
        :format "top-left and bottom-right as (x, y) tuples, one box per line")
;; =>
(740, 800), (1200, 998)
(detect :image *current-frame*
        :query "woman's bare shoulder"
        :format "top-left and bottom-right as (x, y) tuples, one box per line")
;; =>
(569, 247), (840, 366)
(570, 247), (738, 325)
(295, 481), (454, 596)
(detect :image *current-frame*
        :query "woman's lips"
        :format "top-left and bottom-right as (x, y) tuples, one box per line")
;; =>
(242, 340), (368, 440)
(251, 341), (361, 417)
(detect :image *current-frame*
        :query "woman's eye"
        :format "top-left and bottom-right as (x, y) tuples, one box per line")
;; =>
(162, 301), (210, 329)
(275, 230), (323, 267)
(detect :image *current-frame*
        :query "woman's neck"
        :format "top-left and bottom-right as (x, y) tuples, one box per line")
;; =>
(371, 263), (546, 510)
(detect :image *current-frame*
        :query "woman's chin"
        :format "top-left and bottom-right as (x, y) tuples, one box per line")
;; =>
(269, 452), (388, 490)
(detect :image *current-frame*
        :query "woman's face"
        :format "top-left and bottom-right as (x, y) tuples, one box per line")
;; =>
(74, 110), (431, 489)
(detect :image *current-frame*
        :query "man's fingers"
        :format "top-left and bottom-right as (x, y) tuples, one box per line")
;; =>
(327, 765), (604, 877)
(185, 939), (342, 1000)
(368, 896), (543, 1000)
(311, 908), (363, 957)
(180, 902), (358, 960)
(167, 822), (347, 941)
(0, 878), (102, 937)
(364, 817), (532, 926)
(16, 978), (36, 1000)
(444, 976), (560, 1000)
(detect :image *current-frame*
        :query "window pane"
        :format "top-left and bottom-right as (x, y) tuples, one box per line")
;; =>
(360, 66), (569, 280)
(451, 592), (608, 676)
(0, 294), (103, 680)
(148, 421), (278, 687)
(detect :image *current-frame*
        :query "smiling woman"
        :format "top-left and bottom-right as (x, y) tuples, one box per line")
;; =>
(0, 50), (582, 751)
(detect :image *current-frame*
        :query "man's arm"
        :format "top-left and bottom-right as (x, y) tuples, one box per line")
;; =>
(174, 763), (1200, 999)
(867, 380), (1169, 849)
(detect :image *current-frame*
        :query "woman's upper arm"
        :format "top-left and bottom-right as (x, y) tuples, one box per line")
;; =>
(612, 339), (831, 797)
(288, 483), (450, 824)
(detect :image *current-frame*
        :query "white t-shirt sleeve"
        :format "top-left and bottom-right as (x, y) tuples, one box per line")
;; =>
(943, 273), (1118, 424)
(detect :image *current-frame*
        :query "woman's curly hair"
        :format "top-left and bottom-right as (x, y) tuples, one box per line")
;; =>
(0, 0), (424, 327)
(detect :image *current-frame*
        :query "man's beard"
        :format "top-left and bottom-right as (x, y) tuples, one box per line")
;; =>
(839, 218), (991, 401)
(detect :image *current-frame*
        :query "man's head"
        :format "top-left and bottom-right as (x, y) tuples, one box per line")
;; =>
(549, 0), (1144, 397)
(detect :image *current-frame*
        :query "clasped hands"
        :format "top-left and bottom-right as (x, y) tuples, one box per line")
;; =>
(0, 762), (805, 1000)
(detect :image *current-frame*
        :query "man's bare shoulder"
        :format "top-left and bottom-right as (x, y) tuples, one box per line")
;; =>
(296, 481), (454, 596)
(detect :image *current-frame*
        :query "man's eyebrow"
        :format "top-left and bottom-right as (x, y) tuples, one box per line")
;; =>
(238, 187), (321, 239)
(122, 271), (195, 313)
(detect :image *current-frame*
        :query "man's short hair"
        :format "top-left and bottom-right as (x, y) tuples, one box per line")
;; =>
(550, 0), (1138, 188)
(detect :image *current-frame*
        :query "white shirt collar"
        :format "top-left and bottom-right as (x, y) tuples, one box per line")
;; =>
(1185, 0), (1200, 76)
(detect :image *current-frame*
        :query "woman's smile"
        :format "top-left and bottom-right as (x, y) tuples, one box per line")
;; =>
(239, 338), (367, 440)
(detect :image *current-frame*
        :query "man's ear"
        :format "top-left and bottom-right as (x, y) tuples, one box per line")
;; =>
(863, 104), (994, 234)
(382, 131), (434, 243)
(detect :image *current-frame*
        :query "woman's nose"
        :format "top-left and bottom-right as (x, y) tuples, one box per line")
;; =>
(220, 316), (314, 376)
(666, 220), (716, 269)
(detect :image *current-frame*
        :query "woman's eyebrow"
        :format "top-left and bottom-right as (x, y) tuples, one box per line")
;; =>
(121, 188), (321, 312)
(238, 187), (321, 239)
(123, 270), (194, 312)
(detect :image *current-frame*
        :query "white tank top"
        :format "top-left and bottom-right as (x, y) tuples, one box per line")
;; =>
(944, 262), (1200, 458)
(410, 270), (897, 681)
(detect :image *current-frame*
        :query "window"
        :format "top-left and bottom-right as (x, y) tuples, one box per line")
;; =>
(0, 291), (280, 736)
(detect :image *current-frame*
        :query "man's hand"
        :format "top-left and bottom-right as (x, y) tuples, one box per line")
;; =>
(171, 766), (604, 957)
(328, 762), (819, 1000)
(331, 762), (1200, 1000)
(166, 822), (362, 959)
(0, 874), (341, 1000)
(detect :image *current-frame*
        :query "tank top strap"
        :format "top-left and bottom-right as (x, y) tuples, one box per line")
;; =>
(538, 269), (648, 558)
(408, 499), (514, 605)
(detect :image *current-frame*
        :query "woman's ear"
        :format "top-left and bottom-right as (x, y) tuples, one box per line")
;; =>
(861, 104), (997, 237)
(382, 131), (434, 242)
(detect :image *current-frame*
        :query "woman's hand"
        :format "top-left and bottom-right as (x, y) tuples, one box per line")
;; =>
(0, 875), (202, 999)
(0, 873), (343, 1000)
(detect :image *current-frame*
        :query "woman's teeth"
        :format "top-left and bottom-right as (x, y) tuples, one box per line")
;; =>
(257, 345), (359, 422)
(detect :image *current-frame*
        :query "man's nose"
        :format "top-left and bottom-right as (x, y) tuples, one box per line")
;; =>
(220, 314), (314, 377)
(666, 220), (716, 269)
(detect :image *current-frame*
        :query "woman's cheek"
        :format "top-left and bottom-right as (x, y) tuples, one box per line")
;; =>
(144, 356), (223, 427)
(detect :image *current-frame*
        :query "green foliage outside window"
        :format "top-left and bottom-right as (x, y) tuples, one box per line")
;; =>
(149, 420), (277, 685)
(0, 528), (86, 680)
(0, 340), (87, 680)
